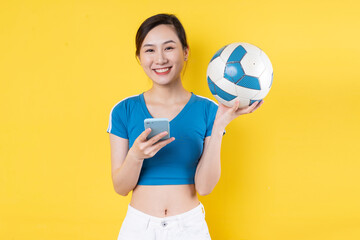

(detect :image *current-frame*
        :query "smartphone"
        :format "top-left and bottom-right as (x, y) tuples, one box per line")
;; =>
(144, 118), (170, 141)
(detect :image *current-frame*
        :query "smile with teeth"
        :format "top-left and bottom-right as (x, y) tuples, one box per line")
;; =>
(154, 67), (171, 74)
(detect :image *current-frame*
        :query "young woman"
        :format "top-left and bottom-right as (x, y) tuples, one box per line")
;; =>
(107, 13), (263, 240)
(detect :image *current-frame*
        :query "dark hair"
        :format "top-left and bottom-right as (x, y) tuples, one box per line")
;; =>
(135, 13), (189, 57)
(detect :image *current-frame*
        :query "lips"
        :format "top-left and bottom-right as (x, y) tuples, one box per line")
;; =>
(153, 67), (172, 75)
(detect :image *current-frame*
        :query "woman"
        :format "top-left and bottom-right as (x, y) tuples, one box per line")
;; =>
(107, 13), (263, 240)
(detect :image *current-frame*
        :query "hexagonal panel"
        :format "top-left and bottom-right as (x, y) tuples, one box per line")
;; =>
(214, 94), (230, 107)
(236, 75), (261, 90)
(227, 45), (247, 62)
(240, 53), (265, 77)
(206, 56), (225, 82)
(213, 81), (237, 102)
(260, 50), (273, 73)
(253, 87), (270, 100)
(235, 83), (259, 99)
(258, 68), (273, 90)
(241, 43), (262, 56)
(207, 77), (217, 95)
(219, 43), (241, 63)
(215, 77), (238, 96)
(224, 62), (245, 83)
(214, 95), (251, 108)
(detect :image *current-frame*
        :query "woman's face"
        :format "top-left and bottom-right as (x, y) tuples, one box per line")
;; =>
(138, 24), (189, 86)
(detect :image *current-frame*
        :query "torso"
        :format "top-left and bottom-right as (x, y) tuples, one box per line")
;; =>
(130, 90), (199, 217)
(130, 184), (200, 217)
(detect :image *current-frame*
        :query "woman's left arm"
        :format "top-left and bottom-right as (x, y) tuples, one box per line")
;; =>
(194, 100), (264, 196)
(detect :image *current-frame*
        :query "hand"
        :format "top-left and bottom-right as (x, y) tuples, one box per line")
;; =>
(128, 128), (175, 161)
(214, 100), (264, 130)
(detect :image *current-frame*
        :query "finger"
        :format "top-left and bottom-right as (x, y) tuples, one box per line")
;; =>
(232, 100), (240, 112)
(248, 101), (260, 111)
(239, 100), (258, 111)
(147, 131), (169, 145)
(250, 100), (264, 113)
(151, 137), (175, 153)
(255, 100), (264, 109)
(140, 128), (152, 141)
(250, 100), (260, 108)
(235, 101), (259, 115)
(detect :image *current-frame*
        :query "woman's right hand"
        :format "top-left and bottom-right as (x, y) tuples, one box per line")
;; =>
(128, 128), (175, 161)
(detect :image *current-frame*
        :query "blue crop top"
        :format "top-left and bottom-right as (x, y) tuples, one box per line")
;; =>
(107, 92), (219, 185)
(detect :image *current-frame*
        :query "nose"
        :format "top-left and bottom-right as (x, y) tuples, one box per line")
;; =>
(155, 51), (168, 65)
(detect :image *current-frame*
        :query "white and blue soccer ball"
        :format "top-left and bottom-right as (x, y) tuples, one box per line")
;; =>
(206, 42), (273, 108)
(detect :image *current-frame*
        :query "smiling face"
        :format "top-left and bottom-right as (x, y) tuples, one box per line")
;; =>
(138, 24), (189, 86)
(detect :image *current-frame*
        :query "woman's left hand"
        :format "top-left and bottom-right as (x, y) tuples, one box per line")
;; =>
(214, 100), (264, 130)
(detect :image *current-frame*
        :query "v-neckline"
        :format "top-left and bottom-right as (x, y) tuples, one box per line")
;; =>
(140, 92), (195, 123)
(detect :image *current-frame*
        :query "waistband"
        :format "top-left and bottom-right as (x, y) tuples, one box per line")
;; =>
(127, 202), (205, 224)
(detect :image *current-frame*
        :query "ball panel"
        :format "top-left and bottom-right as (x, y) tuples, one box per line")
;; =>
(215, 78), (238, 96)
(236, 75), (261, 90)
(240, 53), (265, 77)
(240, 43), (262, 56)
(250, 99), (262, 105)
(214, 95), (250, 108)
(214, 95), (231, 107)
(213, 80), (237, 101)
(253, 87), (270, 100)
(235, 84), (259, 99)
(224, 62), (245, 83)
(236, 96), (252, 108)
(206, 56), (225, 82)
(258, 68), (273, 90)
(219, 43), (242, 63)
(227, 45), (247, 62)
(207, 77), (217, 96)
(260, 50), (273, 72)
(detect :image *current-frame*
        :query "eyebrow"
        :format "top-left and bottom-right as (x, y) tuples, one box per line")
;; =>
(142, 40), (176, 47)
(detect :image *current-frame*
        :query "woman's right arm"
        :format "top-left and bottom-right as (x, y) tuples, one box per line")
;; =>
(109, 128), (175, 196)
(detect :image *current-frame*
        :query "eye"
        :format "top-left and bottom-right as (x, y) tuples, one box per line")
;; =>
(165, 46), (174, 50)
(145, 49), (154, 53)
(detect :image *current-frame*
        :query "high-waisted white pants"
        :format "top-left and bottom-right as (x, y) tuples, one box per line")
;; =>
(117, 202), (211, 240)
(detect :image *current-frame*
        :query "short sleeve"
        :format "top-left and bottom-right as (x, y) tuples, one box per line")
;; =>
(205, 101), (225, 137)
(106, 100), (128, 139)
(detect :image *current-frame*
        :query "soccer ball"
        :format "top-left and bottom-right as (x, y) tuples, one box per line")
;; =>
(206, 42), (273, 108)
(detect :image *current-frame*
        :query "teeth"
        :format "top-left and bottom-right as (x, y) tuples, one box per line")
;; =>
(155, 68), (170, 73)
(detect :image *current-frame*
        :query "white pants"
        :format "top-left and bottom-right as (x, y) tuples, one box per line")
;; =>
(117, 202), (211, 240)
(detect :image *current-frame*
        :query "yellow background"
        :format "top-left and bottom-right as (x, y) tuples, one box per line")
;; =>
(1, 0), (360, 239)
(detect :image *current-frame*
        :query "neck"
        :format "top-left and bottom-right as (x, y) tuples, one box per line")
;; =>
(146, 79), (190, 104)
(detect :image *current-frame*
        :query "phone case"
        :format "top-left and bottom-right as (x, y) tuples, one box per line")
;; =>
(144, 118), (170, 141)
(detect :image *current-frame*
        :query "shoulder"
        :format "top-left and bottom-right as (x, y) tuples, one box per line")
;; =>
(110, 94), (141, 113)
(193, 93), (218, 109)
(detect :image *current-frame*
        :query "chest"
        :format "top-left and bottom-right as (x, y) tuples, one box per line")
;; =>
(146, 103), (186, 121)
(127, 104), (208, 149)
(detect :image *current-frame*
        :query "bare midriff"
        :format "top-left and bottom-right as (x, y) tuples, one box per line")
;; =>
(130, 184), (200, 217)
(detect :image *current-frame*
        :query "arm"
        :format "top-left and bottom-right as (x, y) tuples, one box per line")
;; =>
(109, 134), (143, 196)
(109, 129), (175, 196)
(194, 100), (264, 196)
(194, 124), (224, 196)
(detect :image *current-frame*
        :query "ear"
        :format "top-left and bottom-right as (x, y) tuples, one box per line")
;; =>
(183, 47), (189, 61)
